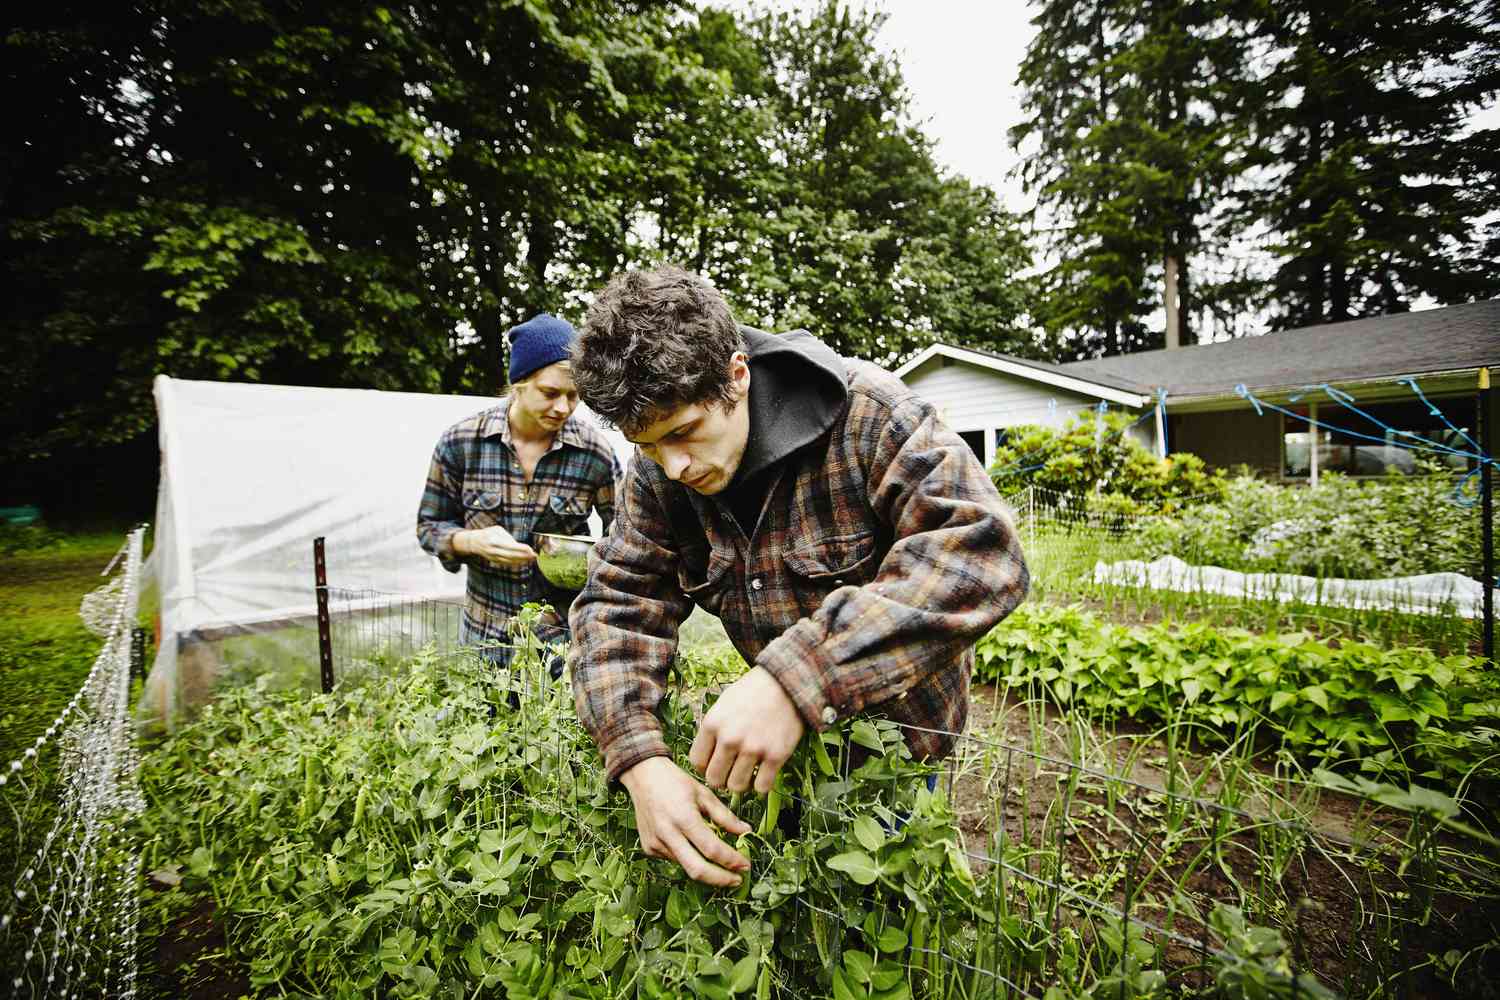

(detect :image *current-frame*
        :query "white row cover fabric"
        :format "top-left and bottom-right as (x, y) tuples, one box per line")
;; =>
(142, 375), (633, 721)
(1094, 555), (1496, 618)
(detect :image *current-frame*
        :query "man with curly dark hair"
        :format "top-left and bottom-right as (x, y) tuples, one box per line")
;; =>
(568, 265), (1029, 887)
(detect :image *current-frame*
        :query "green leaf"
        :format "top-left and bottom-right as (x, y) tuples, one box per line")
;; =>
(851, 815), (886, 853)
(827, 851), (881, 886)
(1300, 685), (1329, 711)
(728, 955), (758, 994)
(832, 966), (867, 1000)
(666, 888), (691, 929)
(850, 720), (885, 752)
(843, 949), (874, 984)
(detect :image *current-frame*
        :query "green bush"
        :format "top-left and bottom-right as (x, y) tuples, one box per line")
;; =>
(990, 411), (1227, 514)
(0, 521), (61, 556)
(1131, 462), (1488, 579)
(137, 641), (986, 1000)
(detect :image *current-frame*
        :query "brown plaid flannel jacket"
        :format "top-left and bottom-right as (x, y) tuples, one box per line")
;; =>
(570, 351), (1029, 782)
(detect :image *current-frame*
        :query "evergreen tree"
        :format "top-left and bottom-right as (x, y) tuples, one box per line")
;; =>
(1240, 0), (1500, 329)
(1013, 0), (1256, 359)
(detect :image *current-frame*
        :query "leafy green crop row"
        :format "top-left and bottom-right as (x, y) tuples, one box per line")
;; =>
(976, 603), (1500, 789)
(137, 629), (1322, 1000)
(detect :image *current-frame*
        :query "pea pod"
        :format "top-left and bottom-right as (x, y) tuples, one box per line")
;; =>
(756, 961), (772, 1000)
(757, 775), (783, 839)
(351, 783), (368, 827)
(734, 834), (752, 901)
(300, 754), (317, 817)
(811, 732), (835, 777)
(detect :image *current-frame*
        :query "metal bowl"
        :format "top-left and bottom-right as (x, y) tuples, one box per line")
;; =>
(534, 533), (596, 590)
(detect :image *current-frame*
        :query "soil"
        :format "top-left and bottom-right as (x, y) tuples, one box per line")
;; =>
(944, 682), (1500, 999)
(145, 890), (252, 1000)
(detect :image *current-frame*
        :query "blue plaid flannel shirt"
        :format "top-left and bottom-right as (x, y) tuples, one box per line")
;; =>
(417, 399), (622, 645)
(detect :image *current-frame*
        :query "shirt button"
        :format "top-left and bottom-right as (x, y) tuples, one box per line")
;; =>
(821, 706), (837, 725)
(834, 579), (845, 587)
(750, 577), (764, 591)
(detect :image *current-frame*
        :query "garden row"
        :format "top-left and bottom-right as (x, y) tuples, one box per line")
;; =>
(977, 603), (1500, 797)
(137, 621), (1345, 1000)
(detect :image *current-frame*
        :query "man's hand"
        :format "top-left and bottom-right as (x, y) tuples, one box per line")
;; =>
(690, 667), (805, 795)
(454, 526), (536, 568)
(619, 756), (751, 887)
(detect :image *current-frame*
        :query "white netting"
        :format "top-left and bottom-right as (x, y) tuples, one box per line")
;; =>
(1, 526), (146, 999)
(1092, 556), (1490, 618)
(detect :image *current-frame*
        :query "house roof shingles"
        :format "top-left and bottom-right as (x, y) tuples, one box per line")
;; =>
(1053, 299), (1500, 400)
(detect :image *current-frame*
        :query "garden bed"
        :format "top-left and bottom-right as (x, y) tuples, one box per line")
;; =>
(949, 684), (1500, 998)
(133, 622), (1500, 999)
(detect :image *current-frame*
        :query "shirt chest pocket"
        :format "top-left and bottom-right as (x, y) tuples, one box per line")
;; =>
(462, 489), (505, 531)
(676, 542), (736, 616)
(783, 530), (879, 592)
(534, 492), (591, 538)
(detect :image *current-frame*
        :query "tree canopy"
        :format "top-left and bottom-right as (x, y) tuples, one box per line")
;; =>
(2, 0), (1033, 498)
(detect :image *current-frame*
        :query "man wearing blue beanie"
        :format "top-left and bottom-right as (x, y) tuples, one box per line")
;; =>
(417, 313), (622, 678)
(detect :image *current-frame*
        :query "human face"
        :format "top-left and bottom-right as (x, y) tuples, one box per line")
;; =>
(511, 361), (579, 436)
(628, 354), (751, 495)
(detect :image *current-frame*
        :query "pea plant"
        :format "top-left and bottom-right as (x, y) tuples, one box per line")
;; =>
(135, 613), (1321, 1000)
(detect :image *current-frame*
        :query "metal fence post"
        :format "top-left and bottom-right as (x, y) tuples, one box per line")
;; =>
(1027, 485), (1036, 556)
(1479, 369), (1494, 663)
(314, 537), (334, 693)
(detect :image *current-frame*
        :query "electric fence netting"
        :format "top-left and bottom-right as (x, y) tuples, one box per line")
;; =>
(1, 526), (146, 999)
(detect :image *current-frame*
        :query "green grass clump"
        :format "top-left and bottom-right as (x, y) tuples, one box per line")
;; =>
(0, 532), (132, 762)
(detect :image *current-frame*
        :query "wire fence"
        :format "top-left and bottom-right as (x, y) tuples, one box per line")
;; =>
(325, 585), (466, 681)
(1, 526), (146, 1000)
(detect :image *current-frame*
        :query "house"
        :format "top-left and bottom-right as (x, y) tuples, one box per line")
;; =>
(895, 300), (1500, 483)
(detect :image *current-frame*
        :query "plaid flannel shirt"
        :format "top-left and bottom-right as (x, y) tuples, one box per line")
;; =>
(570, 357), (1030, 781)
(417, 399), (621, 643)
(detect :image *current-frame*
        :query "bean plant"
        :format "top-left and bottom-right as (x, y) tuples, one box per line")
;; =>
(976, 603), (1500, 793)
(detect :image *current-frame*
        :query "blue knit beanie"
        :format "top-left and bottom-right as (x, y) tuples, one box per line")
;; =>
(507, 313), (576, 384)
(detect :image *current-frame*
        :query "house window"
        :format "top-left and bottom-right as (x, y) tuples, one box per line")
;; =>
(957, 430), (985, 463)
(1282, 397), (1475, 478)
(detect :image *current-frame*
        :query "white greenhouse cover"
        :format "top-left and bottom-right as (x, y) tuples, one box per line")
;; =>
(141, 375), (632, 720)
(1094, 555), (1498, 619)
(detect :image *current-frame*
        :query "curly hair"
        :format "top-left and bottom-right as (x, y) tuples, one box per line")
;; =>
(573, 265), (745, 434)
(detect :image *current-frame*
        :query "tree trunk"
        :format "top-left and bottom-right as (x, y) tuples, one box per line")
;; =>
(1164, 253), (1180, 349)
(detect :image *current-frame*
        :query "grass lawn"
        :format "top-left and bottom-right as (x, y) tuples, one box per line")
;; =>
(0, 531), (138, 762)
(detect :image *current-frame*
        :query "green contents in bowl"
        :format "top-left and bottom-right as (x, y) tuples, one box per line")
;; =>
(535, 533), (595, 590)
